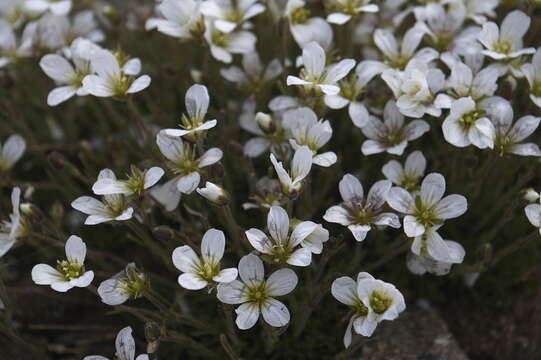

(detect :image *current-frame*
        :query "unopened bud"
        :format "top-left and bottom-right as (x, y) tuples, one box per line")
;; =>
(523, 188), (539, 202)
(196, 182), (229, 206)
(255, 112), (274, 133)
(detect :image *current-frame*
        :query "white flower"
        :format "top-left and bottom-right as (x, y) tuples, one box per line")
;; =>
(197, 181), (229, 206)
(382, 59), (445, 118)
(172, 229), (238, 290)
(270, 146), (312, 196)
(72, 170), (134, 225)
(221, 53), (283, 89)
(0, 187), (26, 258)
(163, 84), (217, 137)
(201, 0), (265, 33)
(39, 40), (96, 106)
(373, 25), (436, 70)
(286, 0), (333, 49)
(326, 0), (379, 25)
(98, 263), (147, 306)
(31, 235), (94, 292)
(82, 49), (151, 98)
(435, 57), (499, 109)
(324, 174), (400, 242)
(324, 60), (386, 128)
(145, 0), (204, 40)
(407, 228), (465, 276)
(484, 97), (541, 157)
(451, 0), (498, 25)
(83, 326), (149, 360)
(522, 47), (541, 109)
(478, 10), (535, 61)
(204, 21), (256, 64)
(442, 97), (495, 149)
(156, 131), (223, 194)
(387, 173), (468, 238)
(246, 205), (326, 266)
(359, 100), (430, 156)
(525, 203), (541, 235)
(0, 134), (26, 171)
(0, 0), (27, 28)
(92, 167), (164, 196)
(287, 41), (355, 96)
(332, 272), (405, 347)
(282, 107), (337, 167)
(216, 254), (297, 329)
(26, 0), (72, 16)
(0, 21), (34, 68)
(382, 151), (426, 192)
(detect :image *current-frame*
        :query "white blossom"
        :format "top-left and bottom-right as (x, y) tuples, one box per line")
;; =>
(31, 235), (94, 292)
(155, 131), (222, 195)
(282, 107), (337, 167)
(382, 151), (426, 192)
(478, 10), (535, 61)
(92, 167), (164, 196)
(216, 254), (297, 329)
(83, 326), (149, 360)
(332, 272), (405, 347)
(26, 0), (72, 16)
(324, 174), (400, 242)
(326, 0), (379, 25)
(82, 49), (151, 98)
(204, 21), (256, 64)
(522, 47), (541, 109)
(359, 100), (430, 156)
(0, 187), (26, 258)
(164, 84), (217, 137)
(270, 146), (312, 196)
(145, 0), (204, 40)
(246, 205), (325, 266)
(201, 0), (265, 33)
(287, 41), (355, 96)
(98, 263), (147, 306)
(387, 173), (468, 238)
(172, 229), (238, 290)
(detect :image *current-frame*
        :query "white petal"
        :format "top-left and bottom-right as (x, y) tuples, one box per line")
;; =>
(47, 86), (77, 106)
(144, 167), (164, 189)
(387, 187), (414, 213)
(245, 228), (272, 254)
(213, 268), (238, 284)
(327, 13), (351, 25)
(65, 235), (86, 264)
(178, 273), (207, 290)
(404, 215), (425, 237)
(290, 221), (318, 247)
(303, 42), (326, 79)
(348, 224), (370, 242)
(31, 264), (63, 285)
(261, 299), (290, 327)
(286, 248), (312, 266)
(2, 134), (26, 166)
(238, 254), (264, 284)
(201, 228), (225, 262)
(349, 102), (370, 128)
(198, 148), (223, 167)
(185, 84), (209, 121)
(266, 268), (298, 297)
(339, 174), (364, 203)
(70, 271), (94, 288)
(331, 276), (357, 306)
(434, 195), (468, 219)
(313, 152), (337, 167)
(116, 327), (136, 360)
(323, 206), (352, 226)
(172, 245), (200, 273)
(40, 55), (76, 83)
(217, 280), (245, 304)
(177, 172), (201, 194)
(82, 75), (113, 97)
(98, 279), (129, 306)
(127, 75), (151, 94)
(235, 303), (260, 330)
(420, 173), (446, 206)
(267, 206), (289, 243)
(525, 204), (541, 227)
(123, 58), (141, 76)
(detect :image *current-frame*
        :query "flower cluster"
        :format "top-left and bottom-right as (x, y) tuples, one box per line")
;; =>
(1, 0), (541, 358)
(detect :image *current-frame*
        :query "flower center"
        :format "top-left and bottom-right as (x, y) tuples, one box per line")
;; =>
(458, 110), (484, 131)
(339, 75), (363, 101)
(353, 298), (369, 317)
(413, 196), (442, 228)
(246, 281), (269, 306)
(493, 38), (513, 54)
(290, 7), (310, 24)
(196, 260), (221, 282)
(57, 260), (84, 281)
(370, 291), (393, 314)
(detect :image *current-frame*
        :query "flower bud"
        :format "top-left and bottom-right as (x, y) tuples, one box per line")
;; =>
(196, 182), (229, 206)
(523, 188), (539, 202)
(255, 112), (274, 133)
